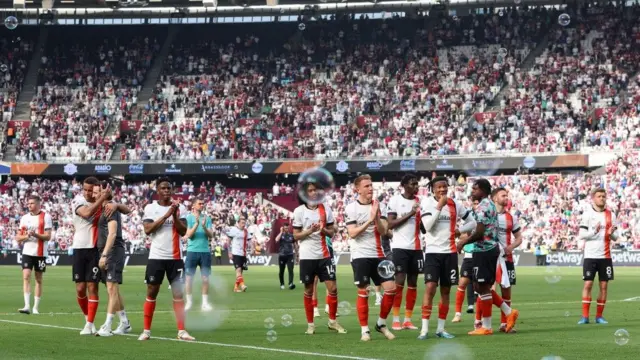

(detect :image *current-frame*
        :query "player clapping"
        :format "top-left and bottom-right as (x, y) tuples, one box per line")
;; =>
(17, 195), (53, 315)
(184, 197), (214, 312)
(139, 178), (194, 341)
(345, 175), (395, 342)
(418, 176), (476, 340)
(577, 188), (619, 325)
(293, 181), (346, 335)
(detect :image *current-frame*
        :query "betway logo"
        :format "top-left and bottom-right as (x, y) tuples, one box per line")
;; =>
(546, 253), (583, 265)
(612, 252), (640, 264)
(248, 255), (272, 265)
(16, 254), (60, 266)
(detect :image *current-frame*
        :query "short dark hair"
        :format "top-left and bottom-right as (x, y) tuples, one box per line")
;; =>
(491, 187), (507, 198)
(474, 178), (492, 197)
(400, 174), (418, 186)
(428, 176), (448, 191)
(156, 177), (172, 188)
(83, 177), (99, 185)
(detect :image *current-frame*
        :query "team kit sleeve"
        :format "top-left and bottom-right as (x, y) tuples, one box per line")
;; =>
(292, 207), (304, 229)
(142, 204), (154, 222)
(420, 198), (440, 230)
(578, 210), (597, 241)
(386, 196), (398, 217)
(71, 196), (87, 216)
(44, 213), (54, 230)
(511, 213), (522, 233)
(344, 204), (356, 225)
(326, 206), (335, 226)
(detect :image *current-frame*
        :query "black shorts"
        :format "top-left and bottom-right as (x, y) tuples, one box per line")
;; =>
(460, 257), (474, 279)
(279, 254), (295, 266)
(471, 247), (500, 285)
(393, 249), (424, 275)
(505, 261), (516, 285)
(300, 258), (335, 284)
(232, 255), (248, 270)
(72, 248), (100, 283)
(424, 253), (459, 286)
(583, 258), (614, 282)
(145, 259), (185, 285)
(22, 254), (46, 273)
(351, 258), (394, 287)
(98, 247), (125, 284)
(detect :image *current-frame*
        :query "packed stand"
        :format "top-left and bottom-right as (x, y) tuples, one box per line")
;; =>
(0, 27), (37, 122)
(127, 9), (548, 160)
(0, 178), (284, 256)
(14, 26), (165, 162)
(490, 4), (640, 154)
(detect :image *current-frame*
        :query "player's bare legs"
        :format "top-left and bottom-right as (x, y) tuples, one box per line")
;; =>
(185, 274), (194, 310)
(112, 291), (131, 334)
(77, 281), (99, 335)
(453, 277), (471, 322)
(580, 280), (608, 324)
(19, 268), (33, 314)
(97, 282), (121, 336)
(419, 282), (455, 339)
(140, 282), (194, 341)
(32, 271), (43, 314)
(392, 272), (418, 330)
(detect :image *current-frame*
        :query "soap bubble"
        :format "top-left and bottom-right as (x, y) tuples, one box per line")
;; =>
(0, 64), (8, 73)
(544, 266), (562, 284)
(4, 16), (18, 30)
(266, 330), (278, 342)
(264, 317), (275, 329)
(558, 13), (571, 26)
(338, 301), (352, 316)
(297, 167), (335, 206)
(298, 23), (306, 31)
(281, 314), (293, 327)
(184, 273), (230, 331)
(614, 329), (630, 346)
(424, 342), (473, 360)
(377, 260), (395, 279)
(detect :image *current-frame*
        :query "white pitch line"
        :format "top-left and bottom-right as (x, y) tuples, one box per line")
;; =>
(0, 319), (382, 360)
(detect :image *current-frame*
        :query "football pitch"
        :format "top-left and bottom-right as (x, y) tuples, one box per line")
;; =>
(1, 266), (639, 360)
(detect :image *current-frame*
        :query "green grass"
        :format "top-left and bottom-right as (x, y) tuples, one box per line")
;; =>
(1, 265), (639, 360)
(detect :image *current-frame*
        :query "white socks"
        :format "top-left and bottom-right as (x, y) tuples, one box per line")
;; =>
(186, 294), (193, 304)
(377, 317), (386, 327)
(500, 302), (512, 316)
(105, 313), (114, 328)
(361, 326), (370, 334)
(482, 317), (492, 330)
(23, 292), (30, 308)
(421, 319), (429, 333)
(437, 318), (446, 332)
(118, 310), (129, 324)
(202, 294), (209, 304)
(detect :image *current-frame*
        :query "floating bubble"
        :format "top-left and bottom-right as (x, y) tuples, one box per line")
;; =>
(4, 16), (18, 30)
(266, 330), (278, 342)
(615, 329), (630, 346)
(558, 13), (570, 26)
(498, 10), (504, 16)
(297, 167), (335, 207)
(367, 285), (376, 297)
(338, 301), (352, 316)
(49, 312), (54, 317)
(498, 48), (508, 57)
(462, 156), (502, 177)
(184, 273), (230, 331)
(514, 0), (521, 4)
(544, 266), (562, 284)
(279, 8), (285, 13)
(378, 157), (393, 166)
(298, 23), (306, 31)
(264, 317), (275, 329)
(540, 357), (565, 360)
(0, 64), (7, 73)
(564, 311), (570, 317)
(424, 342), (473, 360)
(281, 314), (293, 327)
(377, 260), (395, 279)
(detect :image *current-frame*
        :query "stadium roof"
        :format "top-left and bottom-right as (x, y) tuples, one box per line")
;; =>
(0, 0), (568, 18)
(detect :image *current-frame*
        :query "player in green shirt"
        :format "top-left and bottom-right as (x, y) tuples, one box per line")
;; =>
(184, 198), (214, 312)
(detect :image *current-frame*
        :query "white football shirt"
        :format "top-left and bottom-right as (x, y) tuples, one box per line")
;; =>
(345, 200), (387, 260)
(226, 226), (253, 257)
(72, 195), (101, 249)
(421, 197), (473, 254)
(579, 206), (617, 259)
(292, 204), (334, 260)
(143, 201), (188, 260)
(20, 211), (53, 257)
(497, 211), (521, 263)
(386, 194), (423, 251)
